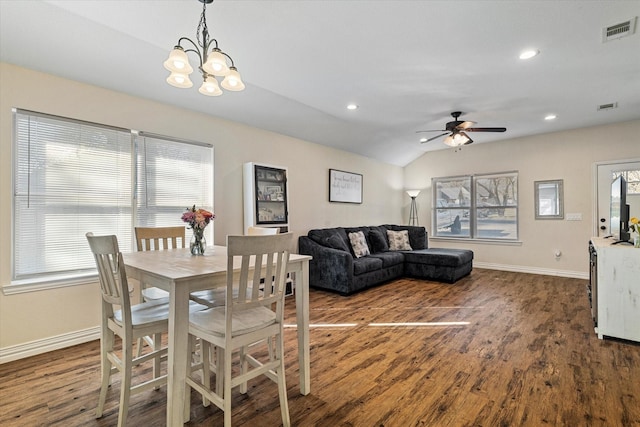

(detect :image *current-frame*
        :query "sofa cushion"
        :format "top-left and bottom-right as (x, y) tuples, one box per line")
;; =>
(403, 248), (474, 267)
(308, 228), (349, 249)
(369, 251), (405, 268)
(348, 231), (370, 258)
(353, 256), (383, 275)
(325, 234), (350, 252)
(368, 229), (389, 253)
(383, 225), (427, 250)
(387, 230), (413, 251)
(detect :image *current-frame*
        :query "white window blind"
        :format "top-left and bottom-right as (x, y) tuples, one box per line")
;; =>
(13, 110), (214, 283)
(135, 133), (214, 239)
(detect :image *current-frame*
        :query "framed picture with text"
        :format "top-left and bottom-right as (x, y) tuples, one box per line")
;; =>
(329, 169), (362, 204)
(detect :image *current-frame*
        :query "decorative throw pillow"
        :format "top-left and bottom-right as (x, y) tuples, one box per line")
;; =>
(368, 229), (389, 253)
(325, 234), (350, 252)
(387, 230), (412, 251)
(348, 231), (370, 258)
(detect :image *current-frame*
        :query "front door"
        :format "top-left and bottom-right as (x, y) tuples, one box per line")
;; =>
(595, 160), (640, 237)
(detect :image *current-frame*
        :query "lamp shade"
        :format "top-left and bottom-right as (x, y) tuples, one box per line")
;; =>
(220, 67), (245, 91)
(166, 72), (193, 89)
(202, 49), (231, 76)
(198, 76), (223, 96)
(444, 133), (471, 147)
(163, 47), (194, 74)
(406, 190), (420, 198)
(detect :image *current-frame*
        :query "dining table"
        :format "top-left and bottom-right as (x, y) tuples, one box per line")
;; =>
(123, 245), (312, 425)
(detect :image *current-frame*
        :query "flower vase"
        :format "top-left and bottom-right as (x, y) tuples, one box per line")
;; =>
(190, 229), (206, 255)
(634, 235), (640, 248)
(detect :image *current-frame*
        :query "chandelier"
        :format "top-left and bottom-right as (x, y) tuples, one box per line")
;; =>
(163, 0), (245, 96)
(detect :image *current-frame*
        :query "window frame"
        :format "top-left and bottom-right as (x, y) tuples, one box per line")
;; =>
(432, 171), (519, 241)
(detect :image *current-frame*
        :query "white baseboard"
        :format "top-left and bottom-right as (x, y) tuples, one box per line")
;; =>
(474, 262), (589, 280)
(0, 326), (100, 364)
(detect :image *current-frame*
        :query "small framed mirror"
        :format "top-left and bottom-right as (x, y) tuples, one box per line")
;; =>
(535, 179), (564, 220)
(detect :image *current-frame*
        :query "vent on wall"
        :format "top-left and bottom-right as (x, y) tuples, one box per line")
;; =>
(602, 17), (637, 42)
(597, 102), (618, 111)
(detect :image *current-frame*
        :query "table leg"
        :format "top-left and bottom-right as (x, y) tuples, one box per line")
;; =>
(295, 260), (311, 395)
(167, 282), (191, 426)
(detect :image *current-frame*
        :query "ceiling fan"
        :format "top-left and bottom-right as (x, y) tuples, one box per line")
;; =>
(417, 111), (506, 147)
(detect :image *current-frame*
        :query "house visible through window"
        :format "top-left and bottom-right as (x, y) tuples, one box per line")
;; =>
(433, 172), (518, 240)
(12, 109), (213, 282)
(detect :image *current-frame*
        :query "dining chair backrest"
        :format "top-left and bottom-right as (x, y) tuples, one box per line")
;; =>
(86, 232), (132, 329)
(135, 226), (185, 251)
(247, 226), (279, 236)
(226, 233), (293, 317)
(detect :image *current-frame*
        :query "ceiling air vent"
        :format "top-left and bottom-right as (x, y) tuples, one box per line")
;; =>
(602, 17), (637, 42)
(597, 102), (618, 111)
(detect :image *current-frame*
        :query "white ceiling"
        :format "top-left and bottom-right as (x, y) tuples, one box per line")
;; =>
(1, 0), (639, 166)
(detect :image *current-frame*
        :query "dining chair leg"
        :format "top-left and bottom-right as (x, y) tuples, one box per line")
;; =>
(96, 330), (114, 418)
(152, 332), (162, 386)
(239, 346), (248, 394)
(276, 331), (291, 427)
(118, 341), (134, 427)
(201, 340), (211, 407)
(223, 350), (233, 427)
(215, 348), (223, 395)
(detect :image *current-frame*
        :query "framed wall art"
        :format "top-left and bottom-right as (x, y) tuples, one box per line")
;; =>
(329, 169), (362, 204)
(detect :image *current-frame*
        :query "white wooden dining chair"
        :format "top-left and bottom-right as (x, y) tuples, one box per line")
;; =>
(186, 233), (294, 427)
(190, 226), (280, 308)
(134, 226), (186, 301)
(86, 232), (170, 427)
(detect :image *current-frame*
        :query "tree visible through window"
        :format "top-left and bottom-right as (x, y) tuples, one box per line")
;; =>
(433, 172), (518, 240)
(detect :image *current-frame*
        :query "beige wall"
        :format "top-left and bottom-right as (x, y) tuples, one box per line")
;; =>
(0, 63), (403, 354)
(1, 62), (639, 360)
(404, 120), (640, 275)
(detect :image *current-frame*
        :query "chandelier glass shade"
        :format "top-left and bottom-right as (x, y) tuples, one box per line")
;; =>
(443, 132), (473, 147)
(163, 0), (244, 97)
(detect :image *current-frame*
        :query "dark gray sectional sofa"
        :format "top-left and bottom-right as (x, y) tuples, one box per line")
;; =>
(298, 225), (473, 295)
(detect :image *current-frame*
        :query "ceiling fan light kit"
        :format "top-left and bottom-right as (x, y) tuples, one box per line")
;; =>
(418, 111), (506, 148)
(163, 0), (244, 97)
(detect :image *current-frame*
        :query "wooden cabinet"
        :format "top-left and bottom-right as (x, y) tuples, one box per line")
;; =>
(589, 237), (640, 343)
(243, 163), (289, 234)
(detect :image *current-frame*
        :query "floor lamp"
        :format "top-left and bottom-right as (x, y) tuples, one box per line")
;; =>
(407, 190), (420, 226)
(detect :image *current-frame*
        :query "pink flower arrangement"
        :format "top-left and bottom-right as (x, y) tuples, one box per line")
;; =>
(181, 205), (214, 230)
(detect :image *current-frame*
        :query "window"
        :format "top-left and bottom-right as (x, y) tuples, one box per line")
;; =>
(613, 170), (640, 194)
(13, 110), (213, 282)
(433, 172), (518, 240)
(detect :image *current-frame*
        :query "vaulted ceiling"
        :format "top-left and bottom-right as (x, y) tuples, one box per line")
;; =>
(1, 1), (639, 166)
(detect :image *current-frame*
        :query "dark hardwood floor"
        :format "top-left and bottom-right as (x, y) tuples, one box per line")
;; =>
(1, 268), (639, 426)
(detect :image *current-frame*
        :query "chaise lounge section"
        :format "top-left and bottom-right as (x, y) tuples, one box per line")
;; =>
(298, 225), (473, 295)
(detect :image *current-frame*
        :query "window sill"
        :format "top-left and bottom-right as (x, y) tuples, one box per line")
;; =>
(3, 272), (98, 295)
(430, 237), (523, 246)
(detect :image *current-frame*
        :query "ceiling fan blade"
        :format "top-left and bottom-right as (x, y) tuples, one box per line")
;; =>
(422, 132), (449, 143)
(458, 121), (476, 129)
(460, 131), (474, 145)
(465, 127), (507, 132)
(416, 129), (447, 133)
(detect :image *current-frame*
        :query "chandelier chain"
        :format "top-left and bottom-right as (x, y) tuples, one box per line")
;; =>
(196, 3), (209, 51)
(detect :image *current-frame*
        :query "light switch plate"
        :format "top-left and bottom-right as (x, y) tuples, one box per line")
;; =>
(566, 213), (582, 221)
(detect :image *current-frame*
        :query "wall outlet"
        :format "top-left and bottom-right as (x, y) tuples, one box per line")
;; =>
(566, 213), (582, 221)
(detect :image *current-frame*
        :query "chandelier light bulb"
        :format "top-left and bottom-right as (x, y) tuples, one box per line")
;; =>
(203, 49), (231, 76)
(166, 72), (193, 89)
(163, 47), (194, 74)
(220, 67), (245, 91)
(199, 76), (223, 96)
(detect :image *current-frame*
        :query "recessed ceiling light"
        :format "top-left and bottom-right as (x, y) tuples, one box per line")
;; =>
(347, 103), (358, 110)
(519, 49), (539, 60)
(544, 114), (557, 121)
